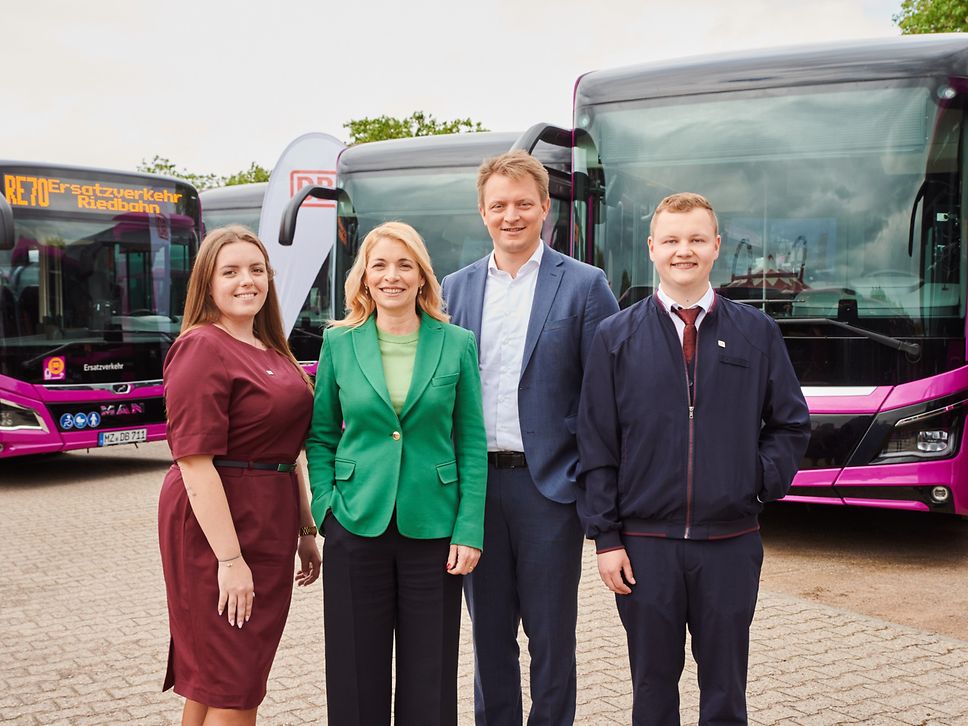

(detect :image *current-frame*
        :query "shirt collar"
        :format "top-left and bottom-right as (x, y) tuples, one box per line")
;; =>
(656, 283), (715, 313)
(487, 239), (545, 277)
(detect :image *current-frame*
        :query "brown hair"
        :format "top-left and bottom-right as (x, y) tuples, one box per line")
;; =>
(476, 149), (550, 208)
(650, 192), (719, 237)
(331, 221), (449, 329)
(181, 225), (311, 388)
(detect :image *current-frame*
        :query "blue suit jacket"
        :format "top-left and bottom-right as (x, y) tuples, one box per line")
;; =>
(441, 245), (619, 504)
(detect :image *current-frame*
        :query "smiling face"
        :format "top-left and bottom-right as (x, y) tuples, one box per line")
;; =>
(648, 207), (721, 302)
(209, 241), (269, 325)
(364, 236), (425, 320)
(480, 172), (550, 266)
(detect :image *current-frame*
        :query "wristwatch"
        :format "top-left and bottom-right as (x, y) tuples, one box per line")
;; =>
(299, 525), (318, 537)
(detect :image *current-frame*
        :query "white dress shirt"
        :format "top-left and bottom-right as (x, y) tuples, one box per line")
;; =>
(656, 284), (715, 345)
(479, 242), (545, 452)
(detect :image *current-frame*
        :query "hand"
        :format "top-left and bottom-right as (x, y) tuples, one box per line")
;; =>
(217, 557), (255, 627)
(597, 548), (635, 595)
(295, 535), (321, 587)
(446, 544), (481, 576)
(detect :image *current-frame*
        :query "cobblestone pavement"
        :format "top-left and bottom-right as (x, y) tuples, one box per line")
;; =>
(2, 443), (967, 725)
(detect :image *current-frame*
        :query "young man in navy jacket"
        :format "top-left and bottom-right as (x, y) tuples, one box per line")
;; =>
(577, 193), (810, 725)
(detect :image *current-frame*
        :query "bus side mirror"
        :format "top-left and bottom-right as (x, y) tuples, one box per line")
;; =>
(0, 194), (13, 250)
(278, 185), (340, 247)
(512, 123), (572, 154)
(513, 123), (573, 203)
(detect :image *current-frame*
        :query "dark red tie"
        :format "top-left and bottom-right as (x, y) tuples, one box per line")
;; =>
(674, 307), (701, 364)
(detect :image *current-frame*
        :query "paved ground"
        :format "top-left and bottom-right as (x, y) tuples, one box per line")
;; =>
(2, 442), (967, 725)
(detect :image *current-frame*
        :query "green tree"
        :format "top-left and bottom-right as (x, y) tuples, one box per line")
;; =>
(343, 110), (488, 145)
(223, 162), (271, 186)
(136, 156), (222, 190)
(894, 0), (968, 33)
(137, 157), (271, 190)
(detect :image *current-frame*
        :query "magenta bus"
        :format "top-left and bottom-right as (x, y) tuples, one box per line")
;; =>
(0, 162), (200, 458)
(567, 35), (968, 516)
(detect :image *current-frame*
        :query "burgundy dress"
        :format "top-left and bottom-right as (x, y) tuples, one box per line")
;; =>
(158, 325), (313, 709)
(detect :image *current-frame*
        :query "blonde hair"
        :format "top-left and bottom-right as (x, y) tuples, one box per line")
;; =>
(650, 192), (719, 237)
(181, 225), (312, 388)
(476, 149), (550, 208)
(332, 221), (448, 328)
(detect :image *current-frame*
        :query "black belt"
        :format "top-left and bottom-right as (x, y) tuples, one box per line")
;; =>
(213, 458), (296, 473)
(488, 451), (527, 469)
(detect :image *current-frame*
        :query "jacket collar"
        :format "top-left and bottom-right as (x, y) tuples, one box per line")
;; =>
(520, 245), (564, 378)
(461, 256), (489, 350)
(400, 313), (444, 419)
(351, 312), (445, 419)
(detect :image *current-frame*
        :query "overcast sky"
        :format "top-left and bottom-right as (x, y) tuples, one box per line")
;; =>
(7, 0), (904, 177)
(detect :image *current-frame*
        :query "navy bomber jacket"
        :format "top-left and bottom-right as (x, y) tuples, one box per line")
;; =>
(576, 293), (811, 551)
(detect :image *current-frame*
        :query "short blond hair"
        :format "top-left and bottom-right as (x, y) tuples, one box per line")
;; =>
(332, 221), (448, 328)
(650, 193), (719, 237)
(476, 150), (549, 208)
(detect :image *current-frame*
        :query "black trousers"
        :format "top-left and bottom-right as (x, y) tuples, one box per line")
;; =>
(618, 532), (763, 726)
(322, 513), (463, 726)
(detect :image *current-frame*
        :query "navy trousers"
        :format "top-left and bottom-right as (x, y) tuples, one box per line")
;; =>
(463, 465), (585, 726)
(618, 532), (763, 726)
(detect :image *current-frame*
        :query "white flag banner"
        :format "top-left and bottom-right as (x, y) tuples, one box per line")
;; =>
(259, 132), (345, 333)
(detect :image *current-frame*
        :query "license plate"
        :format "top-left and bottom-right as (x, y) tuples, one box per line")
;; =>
(98, 428), (148, 446)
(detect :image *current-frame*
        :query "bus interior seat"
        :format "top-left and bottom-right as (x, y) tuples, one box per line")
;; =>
(0, 286), (15, 338)
(16, 285), (39, 336)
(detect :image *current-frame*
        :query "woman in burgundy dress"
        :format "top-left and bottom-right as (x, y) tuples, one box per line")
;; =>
(158, 225), (320, 726)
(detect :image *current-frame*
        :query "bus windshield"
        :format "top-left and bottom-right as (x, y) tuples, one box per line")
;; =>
(578, 79), (964, 384)
(335, 167), (569, 315)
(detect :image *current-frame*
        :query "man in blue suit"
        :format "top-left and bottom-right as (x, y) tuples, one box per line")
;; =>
(442, 150), (618, 726)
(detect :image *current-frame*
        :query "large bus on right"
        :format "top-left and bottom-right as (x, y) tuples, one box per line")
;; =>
(570, 34), (968, 515)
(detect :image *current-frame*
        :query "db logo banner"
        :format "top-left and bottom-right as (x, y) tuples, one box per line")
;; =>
(290, 170), (336, 208)
(44, 355), (66, 381)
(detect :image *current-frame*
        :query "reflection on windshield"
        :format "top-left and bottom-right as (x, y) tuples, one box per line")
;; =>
(583, 82), (964, 330)
(334, 169), (570, 317)
(202, 209), (261, 236)
(0, 215), (193, 346)
(339, 171), (494, 279)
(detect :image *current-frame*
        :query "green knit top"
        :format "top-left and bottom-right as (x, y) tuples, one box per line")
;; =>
(376, 328), (419, 414)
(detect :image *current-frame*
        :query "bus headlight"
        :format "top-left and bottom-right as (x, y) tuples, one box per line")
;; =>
(0, 399), (48, 432)
(917, 430), (949, 453)
(874, 406), (962, 463)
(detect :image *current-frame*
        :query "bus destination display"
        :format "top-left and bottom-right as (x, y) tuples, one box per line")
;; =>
(3, 174), (184, 215)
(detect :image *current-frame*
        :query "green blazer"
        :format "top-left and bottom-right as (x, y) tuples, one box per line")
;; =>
(306, 312), (487, 549)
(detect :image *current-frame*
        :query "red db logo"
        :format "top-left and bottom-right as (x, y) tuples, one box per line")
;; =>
(290, 170), (336, 208)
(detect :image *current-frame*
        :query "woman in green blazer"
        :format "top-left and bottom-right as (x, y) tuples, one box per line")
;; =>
(306, 221), (486, 726)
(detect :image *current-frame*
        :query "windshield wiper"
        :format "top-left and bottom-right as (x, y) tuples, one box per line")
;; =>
(290, 328), (323, 341)
(775, 318), (921, 356)
(87, 328), (176, 341)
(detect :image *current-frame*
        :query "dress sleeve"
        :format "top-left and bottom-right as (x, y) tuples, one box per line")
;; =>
(163, 331), (231, 460)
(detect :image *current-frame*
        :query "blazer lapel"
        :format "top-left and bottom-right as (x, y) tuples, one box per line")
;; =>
(351, 316), (394, 413)
(464, 258), (488, 350)
(399, 312), (445, 420)
(520, 248), (564, 378)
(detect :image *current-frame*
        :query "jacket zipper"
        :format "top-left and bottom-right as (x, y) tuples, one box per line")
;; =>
(684, 328), (700, 540)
